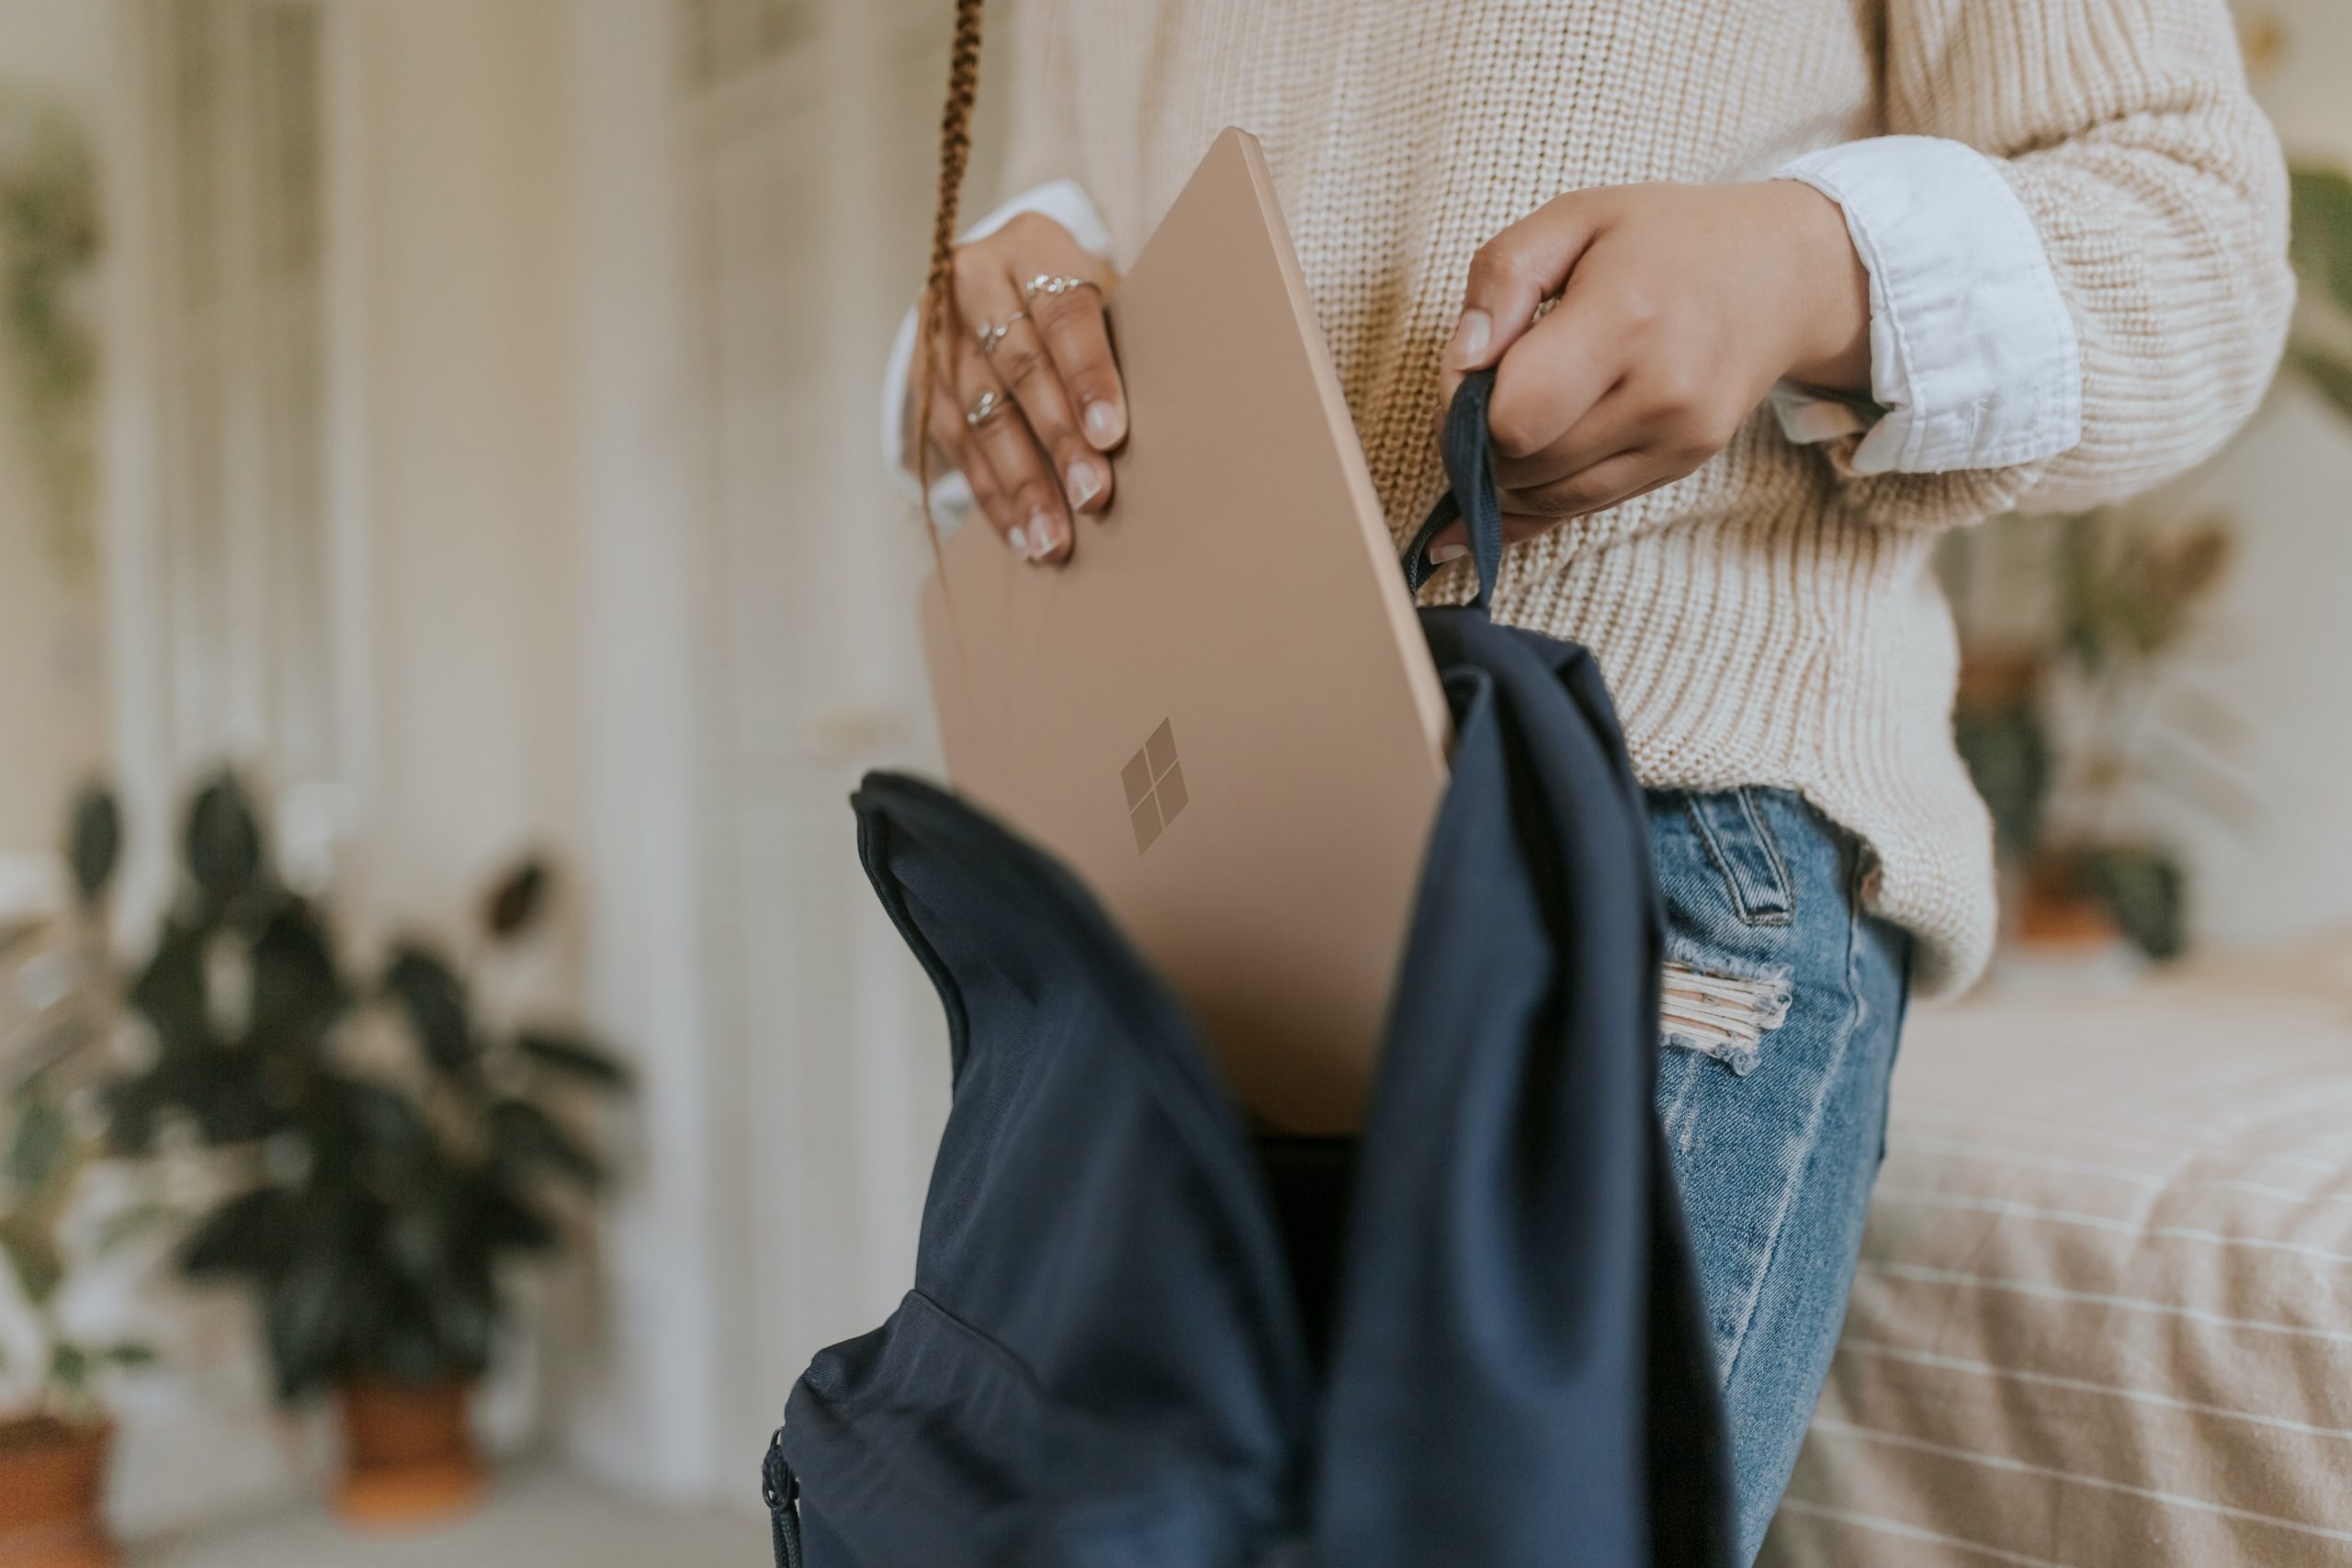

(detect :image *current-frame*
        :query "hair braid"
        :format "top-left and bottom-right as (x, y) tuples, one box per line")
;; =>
(914, 0), (986, 536)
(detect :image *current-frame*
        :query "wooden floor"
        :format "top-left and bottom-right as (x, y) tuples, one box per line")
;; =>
(137, 1466), (770, 1568)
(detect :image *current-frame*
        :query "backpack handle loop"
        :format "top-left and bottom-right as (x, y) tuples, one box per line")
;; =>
(1400, 367), (1505, 611)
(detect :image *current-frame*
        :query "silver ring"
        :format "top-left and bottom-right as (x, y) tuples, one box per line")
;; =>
(1023, 273), (1095, 301)
(965, 389), (1004, 428)
(976, 310), (1029, 356)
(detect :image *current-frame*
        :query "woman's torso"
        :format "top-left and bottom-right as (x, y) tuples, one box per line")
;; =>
(1000, 0), (1996, 996)
(1024, 0), (1882, 535)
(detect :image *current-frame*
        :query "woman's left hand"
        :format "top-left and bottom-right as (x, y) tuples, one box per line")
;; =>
(1426, 180), (1871, 557)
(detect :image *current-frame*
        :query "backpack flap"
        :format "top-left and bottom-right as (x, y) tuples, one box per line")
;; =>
(781, 775), (1313, 1565)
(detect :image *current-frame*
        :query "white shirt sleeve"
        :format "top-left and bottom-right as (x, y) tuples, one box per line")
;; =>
(1769, 135), (2083, 476)
(880, 179), (1116, 520)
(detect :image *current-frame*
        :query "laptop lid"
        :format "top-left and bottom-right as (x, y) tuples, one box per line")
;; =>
(920, 128), (1450, 1133)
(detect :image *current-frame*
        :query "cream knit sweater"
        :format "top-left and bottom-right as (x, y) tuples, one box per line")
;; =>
(989, 0), (2292, 995)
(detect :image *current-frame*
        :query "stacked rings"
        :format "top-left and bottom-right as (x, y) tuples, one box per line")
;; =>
(1023, 273), (1095, 300)
(966, 389), (1004, 428)
(976, 310), (1029, 356)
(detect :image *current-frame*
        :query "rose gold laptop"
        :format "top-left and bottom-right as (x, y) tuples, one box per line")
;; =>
(920, 129), (1450, 1134)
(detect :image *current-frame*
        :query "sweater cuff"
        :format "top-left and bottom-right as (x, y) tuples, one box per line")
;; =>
(1769, 135), (2083, 476)
(881, 179), (1115, 518)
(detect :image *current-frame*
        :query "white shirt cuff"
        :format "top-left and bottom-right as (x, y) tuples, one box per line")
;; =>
(880, 179), (1115, 520)
(1769, 135), (2083, 476)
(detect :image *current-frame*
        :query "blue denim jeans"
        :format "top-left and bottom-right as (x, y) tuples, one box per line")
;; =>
(1645, 787), (1911, 1565)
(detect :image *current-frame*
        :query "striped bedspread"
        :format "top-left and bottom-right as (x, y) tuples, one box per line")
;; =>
(1758, 955), (2352, 1568)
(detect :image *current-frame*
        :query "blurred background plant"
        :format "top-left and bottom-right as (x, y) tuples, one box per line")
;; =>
(1947, 512), (2246, 961)
(101, 773), (629, 1398)
(2, 786), (161, 1427)
(0, 84), (98, 578)
(1942, 151), (2352, 967)
(1, 788), (164, 1568)
(95, 773), (631, 1523)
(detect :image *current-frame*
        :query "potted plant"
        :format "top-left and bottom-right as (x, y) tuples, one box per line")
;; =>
(99, 775), (629, 1529)
(1942, 155), (2352, 968)
(1946, 509), (2245, 962)
(1, 792), (159, 1568)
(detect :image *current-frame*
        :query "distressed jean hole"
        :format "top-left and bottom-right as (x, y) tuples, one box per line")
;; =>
(1659, 960), (1792, 1077)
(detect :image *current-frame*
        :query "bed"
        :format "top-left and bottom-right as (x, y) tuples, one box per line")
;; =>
(1758, 942), (2352, 1568)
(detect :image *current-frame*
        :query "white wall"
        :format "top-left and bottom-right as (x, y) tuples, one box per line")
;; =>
(338, 0), (587, 946)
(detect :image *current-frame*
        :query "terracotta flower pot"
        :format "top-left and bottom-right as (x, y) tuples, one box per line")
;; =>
(2015, 852), (2122, 953)
(0, 1416), (116, 1568)
(2016, 885), (2120, 950)
(333, 1380), (487, 1530)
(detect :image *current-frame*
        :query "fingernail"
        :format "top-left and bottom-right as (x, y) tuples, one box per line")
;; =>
(1008, 524), (1027, 556)
(1430, 543), (1470, 564)
(1067, 459), (1103, 509)
(1026, 512), (1059, 561)
(1446, 310), (1491, 370)
(1083, 400), (1124, 449)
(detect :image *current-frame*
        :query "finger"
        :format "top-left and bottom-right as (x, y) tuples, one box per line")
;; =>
(1417, 512), (1558, 564)
(955, 334), (1070, 563)
(972, 274), (1115, 516)
(926, 320), (1061, 560)
(1501, 448), (1674, 520)
(1420, 520), (1466, 563)
(923, 372), (1023, 545)
(1489, 373), (1646, 493)
(1442, 189), (1613, 397)
(1481, 287), (1634, 474)
(1025, 264), (1127, 454)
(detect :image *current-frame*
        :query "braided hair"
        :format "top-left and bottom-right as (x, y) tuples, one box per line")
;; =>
(913, 0), (985, 536)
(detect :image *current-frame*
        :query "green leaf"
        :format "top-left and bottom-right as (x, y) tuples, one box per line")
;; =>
(180, 1185), (299, 1280)
(482, 857), (551, 941)
(487, 1098), (603, 1189)
(2084, 847), (2188, 963)
(264, 1248), (350, 1400)
(1953, 701), (2052, 866)
(2290, 164), (2352, 313)
(49, 1342), (89, 1396)
(514, 1030), (631, 1091)
(0, 1215), (64, 1306)
(185, 773), (266, 906)
(98, 1341), (158, 1368)
(192, 1052), (281, 1145)
(382, 944), (477, 1077)
(424, 1243), (500, 1372)
(6, 1097), (72, 1194)
(453, 1170), (557, 1255)
(2289, 342), (2352, 426)
(101, 1072), (162, 1155)
(129, 921), (214, 1058)
(376, 1309), (458, 1386)
(65, 784), (121, 908)
(334, 1077), (440, 1192)
(247, 900), (347, 1059)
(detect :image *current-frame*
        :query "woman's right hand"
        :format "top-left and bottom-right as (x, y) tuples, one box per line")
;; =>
(907, 213), (1128, 565)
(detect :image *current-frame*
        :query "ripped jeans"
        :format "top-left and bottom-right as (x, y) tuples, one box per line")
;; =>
(1645, 786), (1911, 1566)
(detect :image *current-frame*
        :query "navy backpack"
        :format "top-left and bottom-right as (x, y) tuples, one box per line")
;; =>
(765, 372), (1736, 1567)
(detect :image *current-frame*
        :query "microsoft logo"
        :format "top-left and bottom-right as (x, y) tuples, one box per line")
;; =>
(1121, 718), (1189, 853)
